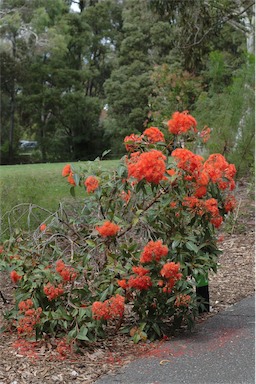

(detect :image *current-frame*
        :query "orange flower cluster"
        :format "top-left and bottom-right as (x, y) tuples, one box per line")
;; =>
(140, 240), (168, 263)
(171, 148), (211, 198)
(203, 154), (236, 191)
(172, 148), (204, 176)
(127, 150), (166, 184)
(159, 262), (182, 293)
(43, 282), (64, 301)
(124, 134), (142, 152)
(56, 260), (77, 282)
(224, 195), (237, 213)
(62, 164), (71, 177)
(174, 294), (191, 308)
(171, 149), (236, 222)
(117, 266), (152, 291)
(182, 197), (223, 228)
(124, 127), (165, 152)
(17, 299), (42, 336)
(96, 221), (120, 237)
(84, 176), (99, 193)
(128, 275), (152, 291)
(92, 294), (125, 321)
(167, 111), (197, 135)
(18, 299), (34, 312)
(62, 164), (76, 186)
(132, 266), (150, 276)
(199, 126), (211, 143)
(120, 190), (131, 203)
(117, 279), (128, 289)
(10, 270), (22, 284)
(143, 127), (165, 143)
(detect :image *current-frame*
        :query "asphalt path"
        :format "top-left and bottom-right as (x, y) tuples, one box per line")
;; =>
(95, 295), (255, 384)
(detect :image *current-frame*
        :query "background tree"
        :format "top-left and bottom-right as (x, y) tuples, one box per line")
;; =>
(0, 0), (254, 175)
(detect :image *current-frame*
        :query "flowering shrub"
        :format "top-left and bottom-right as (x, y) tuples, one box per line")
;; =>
(0, 110), (236, 345)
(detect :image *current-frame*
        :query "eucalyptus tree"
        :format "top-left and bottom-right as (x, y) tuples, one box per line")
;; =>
(148, 0), (255, 68)
(103, 0), (175, 155)
(0, 0), (71, 163)
(1, 0), (123, 162)
(0, 2), (33, 163)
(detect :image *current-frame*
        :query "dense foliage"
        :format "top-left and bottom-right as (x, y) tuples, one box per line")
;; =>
(0, 111), (237, 344)
(0, 0), (254, 176)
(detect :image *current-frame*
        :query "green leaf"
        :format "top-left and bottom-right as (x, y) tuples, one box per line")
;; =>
(185, 242), (198, 253)
(172, 239), (180, 249)
(78, 307), (87, 319)
(74, 173), (80, 186)
(166, 295), (176, 304)
(100, 288), (109, 302)
(101, 149), (111, 158)
(86, 240), (96, 247)
(68, 328), (77, 339)
(152, 322), (161, 336)
(77, 325), (89, 341)
(133, 333), (141, 344)
(70, 186), (76, 197)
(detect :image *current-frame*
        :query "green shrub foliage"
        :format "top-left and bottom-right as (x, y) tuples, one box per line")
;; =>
(0, 111), (237, 343)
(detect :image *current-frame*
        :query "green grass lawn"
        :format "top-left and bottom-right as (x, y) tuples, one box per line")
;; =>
(0, 160), (118, 240)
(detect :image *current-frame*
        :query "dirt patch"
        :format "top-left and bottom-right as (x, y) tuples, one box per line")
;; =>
(0, 179), (254, 383)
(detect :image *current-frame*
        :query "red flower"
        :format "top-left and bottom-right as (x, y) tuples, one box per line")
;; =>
(120, 190), (131, 203)
(204, 198), (219, 216)
(43, 283), (64, 301)
(160, 262), (182, 292)
(56, 338), (72, 358)
(196, 170), (210, 186)
(200, 126), (211, 143)
(40, 223), (46, 232)
(96, 221), (120, 237)
(56, 260), (77, 282)
(174, 294), (191, 307)
(166, 168), (176, 177)
(62, 164), (71, 177)
(117, 279), (128, 289)
(92, 295), (125, 320)
(128, 275), (152, 291)
(160, 262), (181, 279)
(124, 134), (142, 152)
(203, 154), (236, 190)
(67, 172), (76, 186)
(17, 299), (42, 336)
(172, 148), (203, 176)
(10, 270), (22, 284)
(224, 195), (237, 212)
(143, 127), (165, 143)
(84, 176), (99, 193)
(167, 111), (197, 135)
(140, 240), (168, 264)
(127, 150), (166, 184)
(210, 216), (223, 228)
(18, 299), (33, 312)
(194, 186), (207, 198)
(132, 266), (150, 276)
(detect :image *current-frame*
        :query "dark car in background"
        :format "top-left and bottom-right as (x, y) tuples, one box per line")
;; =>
(19, 140), (38, 150)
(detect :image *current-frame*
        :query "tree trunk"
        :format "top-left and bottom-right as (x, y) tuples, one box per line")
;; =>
(8, 92), (15, 164)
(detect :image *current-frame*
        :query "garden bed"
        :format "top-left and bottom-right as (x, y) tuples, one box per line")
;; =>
(0, 179), (254, 383)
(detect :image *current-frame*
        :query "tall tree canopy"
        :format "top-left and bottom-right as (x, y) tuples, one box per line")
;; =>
(0, 0), (254, 175)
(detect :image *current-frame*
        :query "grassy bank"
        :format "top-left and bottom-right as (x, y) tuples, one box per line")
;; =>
(0, 160), (118, 240)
